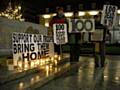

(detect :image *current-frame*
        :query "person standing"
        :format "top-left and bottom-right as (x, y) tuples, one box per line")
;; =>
(69, 11), (81, 62)
(49, 7), (68, 56)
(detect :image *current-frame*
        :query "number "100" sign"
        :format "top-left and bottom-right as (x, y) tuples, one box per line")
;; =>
(69, 19), (95, 33)
(53, 24), (68, 44)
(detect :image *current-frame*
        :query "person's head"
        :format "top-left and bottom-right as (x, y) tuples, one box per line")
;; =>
(56, 7), (64, 17)
(94, 15), (100, 22)
(73, 11), (78, 18)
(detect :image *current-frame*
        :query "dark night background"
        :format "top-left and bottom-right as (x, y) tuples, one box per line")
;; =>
(0, 0), (119, 23)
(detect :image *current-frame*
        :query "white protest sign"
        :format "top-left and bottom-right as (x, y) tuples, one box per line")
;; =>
(68, 19), (95, 33)
(101, 5), (118, 29)
(53, 23), (68, 44)
(12, 32), (53, 66)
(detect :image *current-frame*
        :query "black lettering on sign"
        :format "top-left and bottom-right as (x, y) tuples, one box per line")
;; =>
(13, 44), (17, 54)
(84, 20), (93, 31)
(75, 20), (84, 31)
(30, 52), (37, 60)
(22, 53), (29, 61)
(56, 24), (64, 30)
(74, 19), (93, 32)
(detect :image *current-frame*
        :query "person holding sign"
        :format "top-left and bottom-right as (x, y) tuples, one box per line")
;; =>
(69, 11), (81, 62)
(49, 7), (68, 56)
(93, 13), (107, 68)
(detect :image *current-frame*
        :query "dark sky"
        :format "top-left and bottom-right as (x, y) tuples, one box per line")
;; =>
(0, 0), (119, 14)
(0, 0), (119, 23)
(22, 0), (119, 13)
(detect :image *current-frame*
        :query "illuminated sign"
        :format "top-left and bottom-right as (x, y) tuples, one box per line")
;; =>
(69, 19), (95, 33)
(12, 32), (53, 66)
(53, 23), (68, 44)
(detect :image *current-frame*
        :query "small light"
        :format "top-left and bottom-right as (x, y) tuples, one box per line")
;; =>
(46, 65), (49, 76)
(40, 59), (43, 66)
(42, 14), (51, 19)
(14, 9), (18, 13)
(30, 61), (34, 68)
(50, 64), (52, 69)
(18, 6), (21, 10)
(5, 14), (9, 17)
(19, 82), (24, 89)
(45, 22), (49, 27)
(78, 11), (85, 16)
(52, 13), (57, 16)
(31, 78), (35, 84)
(51, 57), (54, 61)
(35, 75), (40, 81)
(64, 12), (73, 17)
(46, 65), (49, 71)
(54, 60), (58, 65)
(58, 56), (61, 61)
(18, 61), (23, 70)
(88, 11), (99, 15)
(46, 58), (49, 62)
(115, 77), (119, 81)
(34, 60), (39, 67)
(55, 67), (58, 73)
(117, 10), (120, 14)
(104, 75), (108, 81)
(54, 54), (58, 58)
(24, 64), (28, 70)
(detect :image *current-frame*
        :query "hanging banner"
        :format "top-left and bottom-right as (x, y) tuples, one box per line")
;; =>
(68, 19), (95, 33)
(12, 32), (53, 66)
(53, 23), (68, 44)
(101, 5), (118, 29)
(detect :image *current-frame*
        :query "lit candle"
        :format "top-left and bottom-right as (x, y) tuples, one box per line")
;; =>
(58, 56), (61, 61)
(18, 61), (22, 70)
(35, 75), (40, 82)
(30, 61), (34, 68)
(54, 60), (58, 65)
(31, 78), (35, 85)
(51, 57), (54, 62)
(19, 82), (24, 89)
(46, 65), (50, 76)
(54, 54), (58, 58)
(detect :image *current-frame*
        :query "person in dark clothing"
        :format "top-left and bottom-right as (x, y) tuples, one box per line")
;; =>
(70, 11), (81, 62)
(94, 14), (107, 68)
(49, 7), (67, 55)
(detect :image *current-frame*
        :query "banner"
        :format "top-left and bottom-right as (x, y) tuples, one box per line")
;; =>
(12, 32), (53, 66)
(69, 19), (95, 33)
(53, 23), (68, 44)
(101, 5), (118, 29)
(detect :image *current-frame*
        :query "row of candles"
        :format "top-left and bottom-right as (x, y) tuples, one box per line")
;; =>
(17, 54), (61, 71)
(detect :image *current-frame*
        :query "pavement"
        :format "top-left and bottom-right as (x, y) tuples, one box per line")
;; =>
(36, 56), (120, 90)
(0, 55), (120, 90)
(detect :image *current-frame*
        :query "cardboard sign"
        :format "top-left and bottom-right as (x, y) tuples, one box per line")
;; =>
(53, 24), (68, 44)
(69, 19), (95, 33)
(91, 29), (104, 41)
(12, 32), (53, 66)
(101, 5), (118, 29)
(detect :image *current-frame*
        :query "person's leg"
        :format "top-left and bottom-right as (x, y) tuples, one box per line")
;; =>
(70, 45), (75, 62)
(54, 44), (60, 55)
(100, 42), (105, 67)
(74, 45), (80, 62)
(94, 53), (99, 68)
